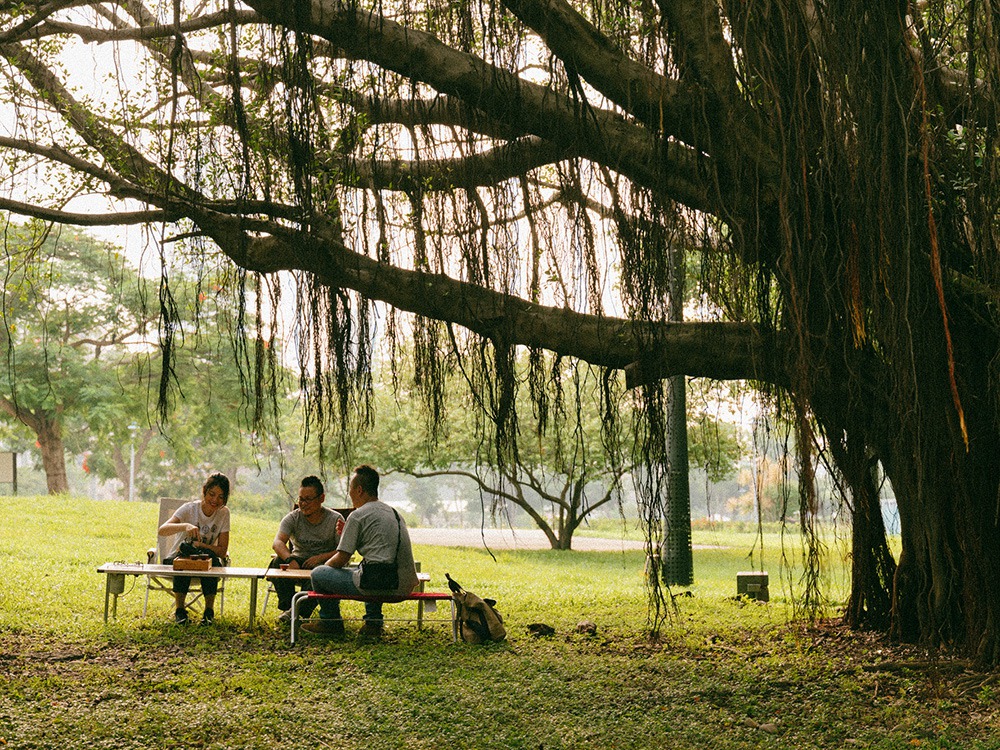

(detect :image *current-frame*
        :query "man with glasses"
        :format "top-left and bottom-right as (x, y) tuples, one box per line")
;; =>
(269, 475), (345, 625)
(306, 465), (419, 639)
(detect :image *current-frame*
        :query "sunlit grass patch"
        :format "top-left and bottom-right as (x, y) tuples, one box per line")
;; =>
(1, 495), (994, 750)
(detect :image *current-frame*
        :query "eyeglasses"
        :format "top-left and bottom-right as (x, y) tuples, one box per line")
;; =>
(298, 494), (321, 504)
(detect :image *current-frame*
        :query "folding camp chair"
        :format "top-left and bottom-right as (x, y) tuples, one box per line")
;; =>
(143, 496), (227, 616)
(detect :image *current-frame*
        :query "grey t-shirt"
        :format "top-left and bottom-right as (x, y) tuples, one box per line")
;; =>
(278, 507), (343, 559)
(337, 501), (418, 595)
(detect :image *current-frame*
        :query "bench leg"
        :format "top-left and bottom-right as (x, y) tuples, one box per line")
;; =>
(290, 591), (308, 645)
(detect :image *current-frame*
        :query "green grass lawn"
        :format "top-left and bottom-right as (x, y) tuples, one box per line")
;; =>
(1, 496), (997, 749)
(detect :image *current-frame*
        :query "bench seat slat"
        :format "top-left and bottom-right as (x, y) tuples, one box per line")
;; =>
(303, 591), (452, 603)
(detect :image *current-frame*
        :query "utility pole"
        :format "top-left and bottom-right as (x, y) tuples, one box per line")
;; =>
(128, 423), (139, 502)
(661, 240), (693, 586)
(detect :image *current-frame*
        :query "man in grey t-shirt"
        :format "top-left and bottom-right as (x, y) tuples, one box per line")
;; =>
(270, 476), (344, 621)
(307, 465), (418, 639)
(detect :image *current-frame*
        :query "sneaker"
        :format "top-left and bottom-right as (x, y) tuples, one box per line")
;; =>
(301, 619), (345, 637)
(174, 608), (189, 625)
(277, 609), (292, 624)
(358, 621), (384, 640)
(200, 608), (215, 626)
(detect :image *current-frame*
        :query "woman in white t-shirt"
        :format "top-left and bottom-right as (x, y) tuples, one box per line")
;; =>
(158, 473), (231, 625)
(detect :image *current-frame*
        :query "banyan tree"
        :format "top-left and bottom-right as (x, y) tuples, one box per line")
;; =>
(2, 0), (1000, 662)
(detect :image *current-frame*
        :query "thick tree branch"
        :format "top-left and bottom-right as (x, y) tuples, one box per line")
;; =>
(0, 395), (42, 433)
(0, 0), (78, 44)
(334, 137), (574, 192)
(352, 93), (525, 140)
(0, 196), (169, 226)
(656, 0), (776, 175)
(0, 135), (134, 192)
(208, 220), (788, 383)
(657, 0), (739, 101)
(243, 0), (716, 212)
(500, 0), (701, 145)
(25, 9), (260, 44)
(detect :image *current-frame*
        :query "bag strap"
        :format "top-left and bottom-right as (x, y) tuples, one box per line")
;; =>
(390, 507), (402, 563)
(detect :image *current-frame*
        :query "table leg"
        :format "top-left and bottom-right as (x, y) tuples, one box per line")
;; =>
(104, 573), (126, 623)
(249, 578), (259, 629)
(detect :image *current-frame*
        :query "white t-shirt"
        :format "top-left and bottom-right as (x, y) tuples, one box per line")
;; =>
(165, 500), (231, 559)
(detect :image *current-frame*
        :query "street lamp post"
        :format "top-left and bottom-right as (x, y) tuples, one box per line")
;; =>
(128, 423), (139, 502)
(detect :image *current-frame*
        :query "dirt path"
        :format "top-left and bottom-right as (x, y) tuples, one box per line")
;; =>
(408, 527), (646, 551)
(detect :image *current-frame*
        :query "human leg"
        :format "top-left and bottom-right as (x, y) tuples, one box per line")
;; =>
(169, 572), (191, 623)
(309, 566), (352, 620)
(268, 558), (298, 611)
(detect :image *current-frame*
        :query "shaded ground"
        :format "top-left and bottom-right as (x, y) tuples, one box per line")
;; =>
(2, 622), (999, 749)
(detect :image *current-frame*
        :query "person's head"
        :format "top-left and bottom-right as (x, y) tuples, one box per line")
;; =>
(298, 475), (325, 514)
(201, 472), (230, 513)
(349, 465), (379, 507)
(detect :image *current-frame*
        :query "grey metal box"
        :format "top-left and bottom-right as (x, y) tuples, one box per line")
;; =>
(737, 571), (769, 601)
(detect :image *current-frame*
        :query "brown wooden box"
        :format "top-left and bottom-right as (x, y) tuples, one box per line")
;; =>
(172, 557), (212, 571)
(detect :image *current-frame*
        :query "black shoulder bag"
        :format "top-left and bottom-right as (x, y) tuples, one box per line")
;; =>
(358, 508), (401, 591)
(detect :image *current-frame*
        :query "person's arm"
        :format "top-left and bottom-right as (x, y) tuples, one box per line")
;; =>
(325, 550), (351, 569)
(272, 531), (295, 564)
(158, 513), (197, 538)
(197, 531), (229, 559)
(303, 550), (339, 568)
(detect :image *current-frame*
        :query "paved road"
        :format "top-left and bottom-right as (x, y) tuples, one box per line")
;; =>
(408, 527), (647, 551)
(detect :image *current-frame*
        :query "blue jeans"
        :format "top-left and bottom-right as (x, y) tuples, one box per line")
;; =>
(310, 566), (382, 623)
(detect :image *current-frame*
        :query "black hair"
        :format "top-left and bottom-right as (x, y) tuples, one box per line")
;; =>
(351, 465), (379, 497)
(301, 475), (324, 496)
(203, 472), (231, 504)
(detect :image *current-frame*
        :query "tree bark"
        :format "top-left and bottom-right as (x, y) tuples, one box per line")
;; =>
(0, 398), (69, 495)
(36, 418), (69, 495)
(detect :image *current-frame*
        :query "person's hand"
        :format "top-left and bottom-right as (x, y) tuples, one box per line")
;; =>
(185, 524), (199, 538)
(287, 559), (301, 569)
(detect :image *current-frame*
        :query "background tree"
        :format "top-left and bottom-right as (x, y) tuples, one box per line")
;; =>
(0, 223), (154, 494)
(3, 0), (1000, 660)
(342, 354), (740, 550)
(1, 221), (281, 499)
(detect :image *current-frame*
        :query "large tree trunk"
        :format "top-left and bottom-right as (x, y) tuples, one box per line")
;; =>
(823, 420), (895, 631)
(36, 417), (70, 495)
(0, 399), (69, 495)
(877, 319), (1000, 664)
